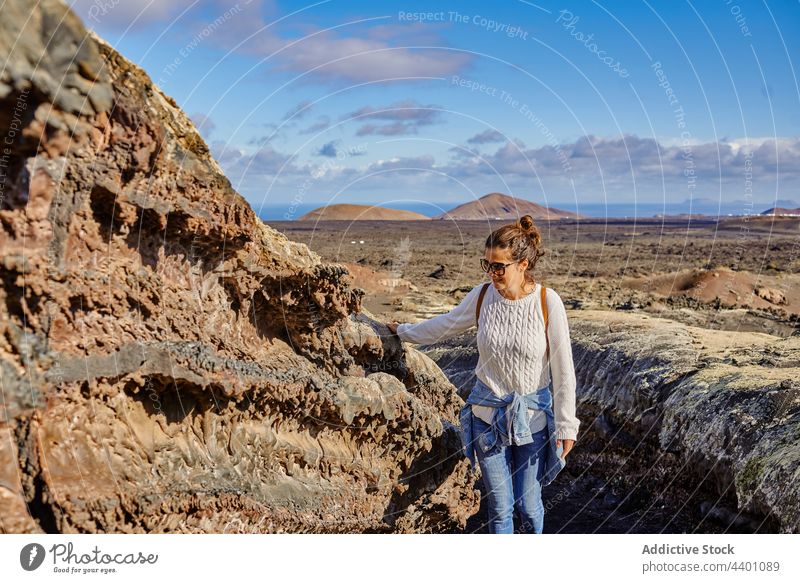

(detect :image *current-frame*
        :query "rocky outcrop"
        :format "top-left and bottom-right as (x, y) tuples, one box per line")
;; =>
(0, 0), (478, 533)
(423, 310), (800, 533)
(571, 311), (799, 532)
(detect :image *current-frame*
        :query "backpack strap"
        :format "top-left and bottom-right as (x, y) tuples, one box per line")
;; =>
(475, 282), (491, 330)
(541, 285), (550, 359)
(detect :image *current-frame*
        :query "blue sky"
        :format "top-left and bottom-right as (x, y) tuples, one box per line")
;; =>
(70, 0), (800, 216)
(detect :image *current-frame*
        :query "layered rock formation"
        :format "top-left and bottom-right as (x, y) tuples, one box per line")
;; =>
(0, 0), (478, 533)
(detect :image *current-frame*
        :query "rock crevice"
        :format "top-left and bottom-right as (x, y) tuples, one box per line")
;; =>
(423, 309), (799, 532)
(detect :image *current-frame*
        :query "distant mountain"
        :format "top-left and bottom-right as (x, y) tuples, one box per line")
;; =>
(762, 207), (800, 216)
(298, 204), (430, 221)
(434, 192), (582, 221)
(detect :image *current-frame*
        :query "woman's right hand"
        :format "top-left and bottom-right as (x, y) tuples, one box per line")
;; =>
(386, 321), (400, 334)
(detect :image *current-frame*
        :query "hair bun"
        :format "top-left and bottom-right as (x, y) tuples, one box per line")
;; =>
(518, 214), (535, 233)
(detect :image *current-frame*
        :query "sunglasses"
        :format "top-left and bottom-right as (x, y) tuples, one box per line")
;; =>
(480, 259), (519, 276)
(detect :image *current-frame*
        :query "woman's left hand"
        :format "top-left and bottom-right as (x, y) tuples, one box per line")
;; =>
(556, 439), (575, 459)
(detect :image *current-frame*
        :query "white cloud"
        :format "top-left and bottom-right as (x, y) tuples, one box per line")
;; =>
(208, 2), (471, 84)
(281, 100), (313, 121)
(70, 0), (198, 30)
(215, 134), (800, 208)
(365, 155), (437, 172)
(446, 134), (800, 181)
(299, 116), (331, 135)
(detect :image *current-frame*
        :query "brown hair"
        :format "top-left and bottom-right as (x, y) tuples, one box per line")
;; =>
(484, 214), (544, 284)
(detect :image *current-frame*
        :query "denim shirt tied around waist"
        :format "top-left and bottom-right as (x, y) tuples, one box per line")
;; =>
(459, 378), (566, 487)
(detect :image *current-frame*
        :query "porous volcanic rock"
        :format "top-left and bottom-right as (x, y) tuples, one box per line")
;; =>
(0, 0), (478, 533)
(422, 309), (800, 533)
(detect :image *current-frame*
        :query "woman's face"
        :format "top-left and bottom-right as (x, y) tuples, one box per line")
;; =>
(484, 246), (529, 292)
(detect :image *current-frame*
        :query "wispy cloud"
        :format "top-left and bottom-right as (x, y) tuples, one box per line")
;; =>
(69, 0), (198, 30)
(281, 100), (313, 121)
(73, 0), (471, 83)
(344, 99), (441, 123)
(355, 122), (413, 136)
(190, 112), (215, 138)
(467, 129), (506, 145)
(315, 140), (368, 158)
(215, 143), (304, 183)
(299, 116), (332, 135)
(207, 2), (471, 84)
(343, 99), (443, 136)
(273, 39), (470, 83)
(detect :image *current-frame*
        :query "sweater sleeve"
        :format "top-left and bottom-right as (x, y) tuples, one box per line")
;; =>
(546, 288), (580, 441)
(396, 283), (484, 345)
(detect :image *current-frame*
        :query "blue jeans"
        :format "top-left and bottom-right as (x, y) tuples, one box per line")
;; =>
(473, 415), (547, 534)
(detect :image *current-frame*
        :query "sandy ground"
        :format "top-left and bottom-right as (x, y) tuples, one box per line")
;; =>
(271, 217), (800, 337)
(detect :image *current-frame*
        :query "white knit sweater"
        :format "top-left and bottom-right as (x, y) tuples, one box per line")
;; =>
(396, 282), (580, 441)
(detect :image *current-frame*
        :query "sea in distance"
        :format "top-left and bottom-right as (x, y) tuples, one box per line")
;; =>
(257, 200), (766, 222)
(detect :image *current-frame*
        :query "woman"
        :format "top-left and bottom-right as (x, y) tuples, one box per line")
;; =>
(386, 215), (579, 534)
